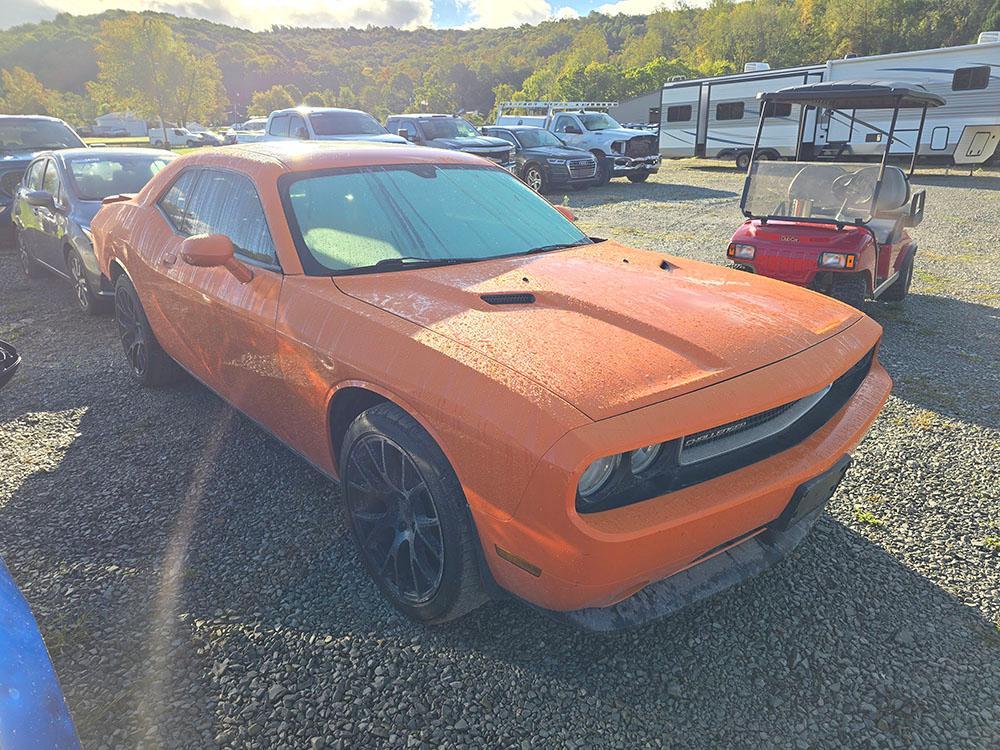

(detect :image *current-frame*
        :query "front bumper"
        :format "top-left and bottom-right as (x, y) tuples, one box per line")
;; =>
(612, 155), (660, 174)
(471, 316), (890, 617)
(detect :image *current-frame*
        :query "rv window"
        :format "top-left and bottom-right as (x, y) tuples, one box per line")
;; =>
(952, 66), (990, 91)
(716, 102), (745, 121)
(763, 102), (792, 118)
(666, 105), (692, 123)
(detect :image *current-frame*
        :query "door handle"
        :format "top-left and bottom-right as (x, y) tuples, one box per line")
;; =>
(161, 253), (176, 267)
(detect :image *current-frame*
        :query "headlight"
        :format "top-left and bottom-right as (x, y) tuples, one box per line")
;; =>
(546, 158), (567, 165)
(577, 455), (620, 500)
(819, 252), (857, 269)
(727, 243), (755, 260)
(611, 141), (625, 154)
(629, 444), (662, 474)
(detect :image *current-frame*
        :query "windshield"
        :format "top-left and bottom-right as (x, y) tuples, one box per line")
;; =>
(742, 161), (909, 225)
(66, 154), (174, 201)
(0, 118), (84, 151)
(516, 129), (566, 149)
(286, 164), (590, 272)
(310, 111), (388, 136)
(244, 119), (267, 130)
(418, 118), (480, 139)
(579, 113), (621, 131)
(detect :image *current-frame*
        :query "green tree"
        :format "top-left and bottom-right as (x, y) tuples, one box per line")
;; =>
(249, 84), (296, 115)
(408, 77), (457, 113)
(0, 67), (50, 114)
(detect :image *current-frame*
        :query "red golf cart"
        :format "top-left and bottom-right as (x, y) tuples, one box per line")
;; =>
(727, 81), (945, 307)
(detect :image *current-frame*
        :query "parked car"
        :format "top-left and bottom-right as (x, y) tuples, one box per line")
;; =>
(14, 148), (175, 314)
(190, 130), (224, 147)
(225, 118), (268, 145)
(0, 115), (86, 234)
(261, 107), (406, 144)
(496, 102), (661, 184)
(481, 125), (597, 192)
(93, 141), (890, 631)
(385, 113), (515, 170)
(149, 126), (201, 148)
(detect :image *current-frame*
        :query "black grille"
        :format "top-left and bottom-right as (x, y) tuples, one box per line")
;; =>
(684, 401), (798, 450)
(625, 136), (657, 157)
(0, 169), (25, 197)
(481, 293), (535, 305)
(568, 159), (597, 179)
(578, 348), (875, 513)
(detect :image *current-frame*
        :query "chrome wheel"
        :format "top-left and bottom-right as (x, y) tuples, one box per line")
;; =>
(525, 166), (544, 192)
(70, 254), (90, 312)
(345, 435), (445, 604)
(18, 234), (34, 278)
(115, 285), (148, 377)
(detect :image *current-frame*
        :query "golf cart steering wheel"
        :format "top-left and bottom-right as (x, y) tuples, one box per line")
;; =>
(831, 169), (877, 206)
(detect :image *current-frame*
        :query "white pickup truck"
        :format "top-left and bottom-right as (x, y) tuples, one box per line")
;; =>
(496, 101), (660, 184)
(259, 107), (407, 144)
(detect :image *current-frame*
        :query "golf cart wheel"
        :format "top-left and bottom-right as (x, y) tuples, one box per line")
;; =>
(735, 152), (751, 172)
(341, 402), (487, 625)
(880, 250), (915, 302)
(831, 273), (867, 309)
(593, 152), (611, 185)
(17, 231), (41, 278)
(68, 248), (106, 315)
(114, 274), (180, 387)
(522, 163), (547, 193)
(627, 172), (650, 183)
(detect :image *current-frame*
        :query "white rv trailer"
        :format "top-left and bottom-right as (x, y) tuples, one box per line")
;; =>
(659, 64), (824, 168)
(659, 34), (1000, 167)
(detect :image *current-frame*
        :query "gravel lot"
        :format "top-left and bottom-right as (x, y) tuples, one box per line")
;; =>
(1, 160), (997, 749)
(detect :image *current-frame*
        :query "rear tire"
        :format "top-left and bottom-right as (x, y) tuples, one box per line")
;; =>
(17, 231), (41, 278)
(880, 249), (915, 302)
(831, 273), (867, 308)
(522, 162), (547, 193)
(593, 152), (611, 186)
(736, 152), (751, 172)
(114, 274), (181, 387)
(627, 172), (650, 183)
(340, 402), (487, 625)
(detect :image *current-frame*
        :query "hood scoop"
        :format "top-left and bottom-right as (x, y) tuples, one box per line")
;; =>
(481, 292), (536, 306)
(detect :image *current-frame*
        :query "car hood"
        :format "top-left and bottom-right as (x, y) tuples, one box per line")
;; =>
(430, 136), (510, 151)
(314, 133), (407, 144)
(334, 241), (864, 420)
(0, 149), (42, 164)
(525, 146), (592, 159)
(595, 128), (653, 140)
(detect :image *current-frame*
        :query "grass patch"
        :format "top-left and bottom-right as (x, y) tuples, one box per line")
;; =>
(854, 506), (887, 527)
(977, 536), (1000, 550)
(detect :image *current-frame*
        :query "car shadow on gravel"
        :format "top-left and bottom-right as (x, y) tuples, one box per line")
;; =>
(911, 172), (1000, 192)
(555, 181), (738, 210)
(864, 294), (999, 430)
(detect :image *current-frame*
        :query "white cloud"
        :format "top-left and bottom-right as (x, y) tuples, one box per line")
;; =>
(5, 0), (434, 31)
(456, 0), (575, 28)
(595, 0), (673, 15)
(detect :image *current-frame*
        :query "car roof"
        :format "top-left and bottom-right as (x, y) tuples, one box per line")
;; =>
(52, 147), (176, 160)
(0, 114), (68, 122)
(271, 107), (370, 117)
(389, 113), (461, 119)
(185, 140), (491, 174)
(488, 125), (547, 131)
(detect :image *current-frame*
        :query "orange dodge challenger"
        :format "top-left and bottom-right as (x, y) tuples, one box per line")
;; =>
(92, 141), (891, 631)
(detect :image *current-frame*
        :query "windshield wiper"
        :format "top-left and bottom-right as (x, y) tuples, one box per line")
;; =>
(522, 239), (592, 255)
(372, 256), (476, 270)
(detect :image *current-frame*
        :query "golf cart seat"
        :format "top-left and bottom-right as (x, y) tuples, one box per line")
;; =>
(865, 166), (912, 246)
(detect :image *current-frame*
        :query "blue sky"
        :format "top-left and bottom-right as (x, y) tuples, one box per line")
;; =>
(4, 0), (675, 32)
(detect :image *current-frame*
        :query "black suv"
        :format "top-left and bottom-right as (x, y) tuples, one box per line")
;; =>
(482, 126), (597, 193)
(385, 114), (515, 171)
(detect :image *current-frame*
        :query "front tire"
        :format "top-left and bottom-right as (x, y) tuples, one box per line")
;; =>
(18, 232), (41, 278)
(736, 152), (751, 172)
(522, 163), (547, 193)
(68, 249), (105, 315)
(114, 274), (181, 386)
(831, 273), (867, 308)
(340, 403), (487, 624)
(593, 152), (611, 186)
(627, 172), (650, 183)
(880, 249), (915, 302)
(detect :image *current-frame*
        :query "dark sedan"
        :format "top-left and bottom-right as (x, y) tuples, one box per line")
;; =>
(482, 126), (597, 193)
(13, 148), (175, 314)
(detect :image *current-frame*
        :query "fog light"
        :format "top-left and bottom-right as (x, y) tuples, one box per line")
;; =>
(819, 252), (857, 269)
(727, 243), (755, 260)
(630, 444), (662, 474)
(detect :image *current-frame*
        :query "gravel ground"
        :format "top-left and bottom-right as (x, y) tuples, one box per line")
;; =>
(0, 159), (998, 749)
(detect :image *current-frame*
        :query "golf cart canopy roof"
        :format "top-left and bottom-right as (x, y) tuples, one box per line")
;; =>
(759, 80), (946, 110)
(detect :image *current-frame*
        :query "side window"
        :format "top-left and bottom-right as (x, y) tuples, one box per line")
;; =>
(41, 160), (60, 195)
(666, 105), (692, 123)
(397, 120), (418, 139)
(553, 115), (574, 133)
(287, 114), (306, 138)
(158, 170), (200, 233)
(25, 159), (45, 190)
(952, 66), (989, 91)
(763, 101), (792, 118)
(716, 102), (745, 121)
(183, 170), (277, 265)
(492, 130), (517, 146)
(269, 115), (290, 137)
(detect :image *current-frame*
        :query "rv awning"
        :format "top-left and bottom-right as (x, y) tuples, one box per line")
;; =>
(759, 80), (946, 109)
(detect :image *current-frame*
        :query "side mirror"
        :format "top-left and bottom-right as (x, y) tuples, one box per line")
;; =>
(293, 127), (309, 140)
(24, 190), (55, 210)
(553, 205), (576, 222)
(180, 234), (253, 283)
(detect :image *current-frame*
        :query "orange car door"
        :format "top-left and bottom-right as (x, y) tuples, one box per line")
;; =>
(157, 168), (284, 421)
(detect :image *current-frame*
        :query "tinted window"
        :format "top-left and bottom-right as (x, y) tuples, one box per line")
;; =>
(952, 66), (990, 91)
(269, 115), (290, 137)
(67, 154), (173, 201)
(158, 170), (199, 232)
(416, 118), (479, 139)
(666, 105), (692, 122)
(184, 170), (277, 265)
(285, 165), (589, 273)
(716, 102), (745, 121)
(309, 111), (387, 136)
(553, 115), (576, 133)
(490, 130), (518, 146)
(288, 114), (307, 138)
(393, 120), (418, 139)
(25, 159), (45, 190)
(763, 101), (793, 118)
(513, 129), (564, 148)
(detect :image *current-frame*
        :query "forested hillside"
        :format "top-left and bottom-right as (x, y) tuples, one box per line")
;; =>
(1, 0), (997, 125)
